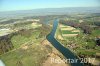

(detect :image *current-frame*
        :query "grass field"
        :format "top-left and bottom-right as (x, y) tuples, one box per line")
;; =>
(0, 25), (52, 66)
(92, 30), (100, 37)
(62, 30), (79, 34)
(56, 23), (100, 59)
(0, 43), (51, 66)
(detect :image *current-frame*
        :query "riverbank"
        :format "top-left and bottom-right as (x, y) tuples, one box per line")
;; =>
(56, 23), (100, 66)
(46, 19), (84, 66)
(42, 40), (69, 66)
(0, 24), (52, 66)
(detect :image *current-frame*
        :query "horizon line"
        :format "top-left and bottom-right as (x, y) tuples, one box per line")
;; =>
(0, 6), (100, 12)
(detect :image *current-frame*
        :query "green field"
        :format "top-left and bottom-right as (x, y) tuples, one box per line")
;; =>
(92, 30), (100, 37)
(0, 43), (51, 66)
(56, 23), (100, 57)
(0, 25), (52, 66)
(62, 30), (79, 34)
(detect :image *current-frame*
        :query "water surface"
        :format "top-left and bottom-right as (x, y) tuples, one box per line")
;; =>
(46, 19), (84, 66)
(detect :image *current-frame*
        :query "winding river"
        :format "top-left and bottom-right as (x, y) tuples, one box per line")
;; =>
(46, 19), (84, 66)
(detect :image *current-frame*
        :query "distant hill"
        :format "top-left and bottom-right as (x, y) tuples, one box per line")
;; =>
(0, 7), (100, 17)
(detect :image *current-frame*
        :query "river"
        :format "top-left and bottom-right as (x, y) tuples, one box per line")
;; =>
(46, 19), (84, 66)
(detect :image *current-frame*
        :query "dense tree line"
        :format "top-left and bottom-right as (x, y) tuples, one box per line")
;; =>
(0, 34), (14, 54)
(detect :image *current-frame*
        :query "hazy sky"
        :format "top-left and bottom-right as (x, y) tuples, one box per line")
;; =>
(0, 0), (100, 12)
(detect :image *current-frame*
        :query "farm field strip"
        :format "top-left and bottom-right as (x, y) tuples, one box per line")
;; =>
(59, 24), (80, 37)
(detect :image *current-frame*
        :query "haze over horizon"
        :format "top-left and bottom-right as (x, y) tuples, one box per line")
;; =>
(0, 0), (100, 12)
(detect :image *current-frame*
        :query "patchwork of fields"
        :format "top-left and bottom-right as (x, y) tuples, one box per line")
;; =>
(59, 24), (80, 37)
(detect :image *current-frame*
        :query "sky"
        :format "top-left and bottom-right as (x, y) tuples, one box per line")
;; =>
(0, 0), (100, 12)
